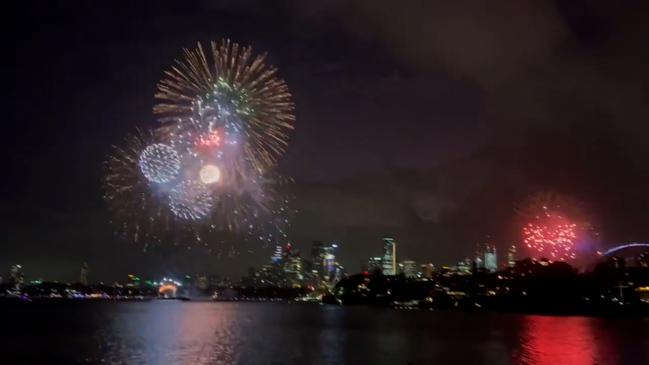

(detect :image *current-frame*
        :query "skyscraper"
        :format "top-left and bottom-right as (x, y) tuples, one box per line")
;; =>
(474, 243), (485, 269)
(324, 243), (337, 276)
(507, 245), (517, 268)
(382, 237), (397, 275)
(484, 245), (498, 272)
(311, 241), (338, 281)
(455, 258), (472, 275)
(271, 245), (283, 264)
(367, 257), (383, 273)
(281, 243), (304, 287)
(398, 260), (417, 277)
(311, 241), (324, 273)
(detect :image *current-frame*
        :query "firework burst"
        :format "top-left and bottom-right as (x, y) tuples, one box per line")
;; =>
(153, 39), (295, 173)
(102, 129), (198, 247)
(168, 179), (214, 221)
(138, 143), (181, 184)
(103, 39), (296, 251)
(516, 192), (589, 261)
(522, 211), (578, 261)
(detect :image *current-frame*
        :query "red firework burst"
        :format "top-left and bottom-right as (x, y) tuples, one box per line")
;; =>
(517, 192), (586, 261)
(195, 130), (222, 149)
(522, 208), (577, 261)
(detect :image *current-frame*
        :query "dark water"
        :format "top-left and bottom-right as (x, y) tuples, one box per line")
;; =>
(2, 301), (649, 364)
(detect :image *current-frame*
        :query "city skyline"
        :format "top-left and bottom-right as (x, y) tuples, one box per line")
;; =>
(9, 236), (648, 283)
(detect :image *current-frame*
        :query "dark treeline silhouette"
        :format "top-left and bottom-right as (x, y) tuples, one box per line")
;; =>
(326, 257), (649, 316)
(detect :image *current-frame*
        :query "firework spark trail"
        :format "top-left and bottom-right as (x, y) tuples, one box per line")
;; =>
(103, 129), (197, 247)
(103, 39), (296, 250)
(517, 192), (588, 261)
(523, 211), (578, 260)
(153, 39), (295, 174)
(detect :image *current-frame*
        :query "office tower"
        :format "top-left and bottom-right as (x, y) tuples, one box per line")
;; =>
(283, 256), (303, 287)
(368, 257), (383, 273)
(311, 241), (324, 274)
(456, 258), (472, 275)
(324, 243), (337, 276)
(311, 241), (338, 280)
(382, 237), (397, 275)
(475, 243), (485, 269)
(331, 262), (345, 283)
(398, 260), (417, 277)
(507, 244), (517, 268)
(271, 245), (283, 264)
(484, 244), (498, 272)
(281, 243), (304, 287)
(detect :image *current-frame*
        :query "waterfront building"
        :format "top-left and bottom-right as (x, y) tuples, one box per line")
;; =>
(382, 237), (397, 275)
(485, 245), (498, 273)
(271, 245), (283, 264)
(475, 243), (485, 269)
(398, 259), (418, 278)
(507, 245), (517, 268)
(368, 257), (383, 273)
(455, 258), (473, 275)
(311, 241), (338, 281)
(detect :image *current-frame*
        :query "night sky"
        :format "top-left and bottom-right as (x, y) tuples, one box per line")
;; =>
(5, 1), (649, 282)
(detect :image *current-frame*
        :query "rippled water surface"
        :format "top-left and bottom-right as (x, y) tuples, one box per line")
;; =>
(2, 301), (649, 364)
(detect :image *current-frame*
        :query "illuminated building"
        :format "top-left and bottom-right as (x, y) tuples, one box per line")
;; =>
(126, 274), (141, 288)
(258, 264), (281, 287)
(282, 243), (304, 287)
(324, 243), (337, 276)
(636, 286), (649, 302)
(284, 256), (304, 287)
(382, 237), (397, 275)
(420, 263), (434, 278)
(455, 258), (472, 275)
(398, 260), (417, 278)
(311, 241), (324, 272)
(474, 243), (485, 269)
(507, 245), (517, 268)
(368, 257), (383, 273)
(271, 245), (283, 264)
(157, 278), (181, 298)
(332, 262), (345, 283)
(485, 245), (497, 272)
(311, 241), (338, 281)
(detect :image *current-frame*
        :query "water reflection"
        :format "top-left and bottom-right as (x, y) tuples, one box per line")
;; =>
(99, 301), (241, 364)
(516, 315), (613, 365)
(316, 305), (345, 364)
(3, 302), (648, 364)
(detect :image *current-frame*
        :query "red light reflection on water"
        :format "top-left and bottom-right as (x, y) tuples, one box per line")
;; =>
(516, 315), (614, 365)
